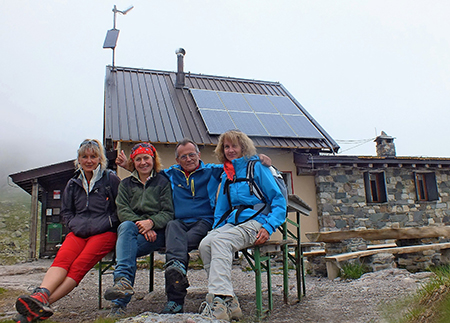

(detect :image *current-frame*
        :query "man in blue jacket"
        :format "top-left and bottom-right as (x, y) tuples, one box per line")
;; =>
(160, 139), (223, 314)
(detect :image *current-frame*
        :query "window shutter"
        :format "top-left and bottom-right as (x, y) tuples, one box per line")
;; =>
(425, 173), (438, 201)
(363, 172), (372, 203)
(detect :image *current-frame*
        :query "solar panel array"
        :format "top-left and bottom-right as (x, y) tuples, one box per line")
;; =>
(190, 89), (324, 139)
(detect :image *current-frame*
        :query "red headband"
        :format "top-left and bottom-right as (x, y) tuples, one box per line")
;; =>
(130, 143), (155, 160)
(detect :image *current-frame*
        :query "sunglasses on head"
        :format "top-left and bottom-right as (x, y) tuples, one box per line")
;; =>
(79, 140), (100, 148)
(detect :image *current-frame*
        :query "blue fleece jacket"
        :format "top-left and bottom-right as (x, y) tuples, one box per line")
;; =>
(164, 161), (224, 224)
(213, 155), (287, 235)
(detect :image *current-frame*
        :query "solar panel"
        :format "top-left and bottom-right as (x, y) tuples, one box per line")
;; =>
(191, 89), (324, 139)
(218, 91), (252, 112)
(244, 93), (278, 113)
(288, 115), (324, 138)
(229, 112), (268, 136)
(198, 109), (235, 134)
(191, 89), (225, 110)
(256, 113), (297, 137)
(268, 96), (304, 115)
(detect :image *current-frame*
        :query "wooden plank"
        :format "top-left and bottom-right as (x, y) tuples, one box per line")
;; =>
(325, 242), (450, 262)
(306, 226), (450, 243)
(325, 242), (450, 279)
(367, 243), (397, 250)
(29, 179), (39, 260)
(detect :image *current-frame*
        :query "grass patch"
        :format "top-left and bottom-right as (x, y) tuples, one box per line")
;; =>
(380, 264), (450, 323)
(340, 261), (371, 279)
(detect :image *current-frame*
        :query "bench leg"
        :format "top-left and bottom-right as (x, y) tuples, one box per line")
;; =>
(326, 261), (340, 280)
(149, 252), (154, 293)
(266, 252), (273, 312)
(98, 261), (102, 309)
(282, 242), (289, 304)
(254, 247), (263, 321)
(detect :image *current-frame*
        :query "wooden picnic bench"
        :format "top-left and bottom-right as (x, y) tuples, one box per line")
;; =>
(306, 226), (450, 279)
(98, 194), (312, 321)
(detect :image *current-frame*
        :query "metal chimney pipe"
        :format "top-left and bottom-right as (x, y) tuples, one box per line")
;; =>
(175, 48), (186, 88)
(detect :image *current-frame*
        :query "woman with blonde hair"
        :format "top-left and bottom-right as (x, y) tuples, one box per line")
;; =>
(15, 139), (120, 323)
(199, 130), (286, 321)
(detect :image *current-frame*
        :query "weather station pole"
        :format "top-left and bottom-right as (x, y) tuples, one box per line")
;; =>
(103, 4), (134, 69)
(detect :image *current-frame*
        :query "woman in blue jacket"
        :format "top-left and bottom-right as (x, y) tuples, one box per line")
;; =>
(15, 139), (120, 323)
(199, 130), (287, 321)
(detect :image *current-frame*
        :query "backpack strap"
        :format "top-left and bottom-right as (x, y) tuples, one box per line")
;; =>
(246, 160), (265, 202)
(213, 160), (268, 229)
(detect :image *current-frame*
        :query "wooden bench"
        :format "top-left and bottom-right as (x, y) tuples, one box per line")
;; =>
(325, 242), (450, 279)
(306, 226), (450, 279)
(98, 194), (311, 320)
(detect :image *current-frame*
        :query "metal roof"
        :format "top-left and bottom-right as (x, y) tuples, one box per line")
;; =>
(9, 160), (76, 201)
(294, 153), (450, 170)
(9, 151), (118, 200)
(103, 65), (339, 152)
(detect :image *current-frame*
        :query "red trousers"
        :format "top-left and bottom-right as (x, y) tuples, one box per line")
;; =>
(51, 231), (116, 284)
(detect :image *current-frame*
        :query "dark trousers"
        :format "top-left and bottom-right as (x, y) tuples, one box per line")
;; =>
(165, 219), (212, 303)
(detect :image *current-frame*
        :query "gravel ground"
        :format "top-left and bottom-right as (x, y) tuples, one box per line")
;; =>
(0, 258), (433, 323)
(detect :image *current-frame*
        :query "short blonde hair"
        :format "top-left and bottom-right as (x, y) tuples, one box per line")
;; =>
(75, 139), (107, 170)
(214, 130), (257, 163)
(127, 142), (162, 173)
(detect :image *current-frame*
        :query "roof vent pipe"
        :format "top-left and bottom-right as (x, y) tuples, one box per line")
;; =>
(175, 48), (186, 88)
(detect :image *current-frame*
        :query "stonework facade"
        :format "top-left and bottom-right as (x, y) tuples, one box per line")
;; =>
(315, 165), (450, 232)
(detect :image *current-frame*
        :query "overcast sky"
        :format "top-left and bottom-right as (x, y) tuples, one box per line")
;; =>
(1, 0), (449, 181)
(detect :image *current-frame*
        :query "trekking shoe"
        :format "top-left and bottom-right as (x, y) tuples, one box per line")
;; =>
(106, 304), (126, 318)
(199, 293), (230, 321)
(165, 260), (189, 291)
(225, 296), (243, 320)
(16, 288), (53, 321)
(161, 300), (184, 314)
(13, 313), (36, 323)
(104, 277), (134, 300)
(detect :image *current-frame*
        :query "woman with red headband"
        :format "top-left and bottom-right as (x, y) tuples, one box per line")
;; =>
(104, 142), (174, 316)
(15, 139), (120, 323)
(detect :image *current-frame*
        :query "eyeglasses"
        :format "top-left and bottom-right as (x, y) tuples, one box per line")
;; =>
(178, 152), (198, 161)
(79, 140), (100, 148)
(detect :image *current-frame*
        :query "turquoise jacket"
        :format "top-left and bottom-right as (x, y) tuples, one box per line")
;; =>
(213, 155), (287, 235)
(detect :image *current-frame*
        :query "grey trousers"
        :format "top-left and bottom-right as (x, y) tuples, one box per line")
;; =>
(199, 220), (262, 296)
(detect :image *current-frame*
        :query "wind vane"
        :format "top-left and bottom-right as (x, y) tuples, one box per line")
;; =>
(103, 5), (134, 68)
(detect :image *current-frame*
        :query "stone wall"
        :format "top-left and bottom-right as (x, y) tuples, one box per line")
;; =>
(315, 165), (450, 232)
(310, 165), (450, 274)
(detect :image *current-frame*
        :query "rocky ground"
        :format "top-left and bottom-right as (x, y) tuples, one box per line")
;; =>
(0, 256), (434, 323)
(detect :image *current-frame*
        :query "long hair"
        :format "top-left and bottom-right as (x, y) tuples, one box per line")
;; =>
(127, 142), (162, 173)
(74, 139), (107, 170)
(214, 130), (257, 163)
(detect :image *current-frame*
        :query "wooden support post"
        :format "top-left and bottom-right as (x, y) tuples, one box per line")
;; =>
(29, 179), (39, 260)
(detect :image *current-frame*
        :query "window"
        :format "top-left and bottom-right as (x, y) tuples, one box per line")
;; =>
(281, 171), (293, 195)
(364, 171), (387, 203)
(414, 172), (438, 202)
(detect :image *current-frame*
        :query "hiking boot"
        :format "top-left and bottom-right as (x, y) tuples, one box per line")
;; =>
(161, 300), (183, 314)
(199, 293), (230, 321)
(13, 314), (36, 323)
(225, 296), (243, 320)
(165, 260), (189, 291)
(106, 304), (126, 318)
(104, 277), (134, 300)
(16, 288), (53, 321)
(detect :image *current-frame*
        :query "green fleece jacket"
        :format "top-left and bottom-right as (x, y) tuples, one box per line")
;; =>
(116, 170), (174, 229)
